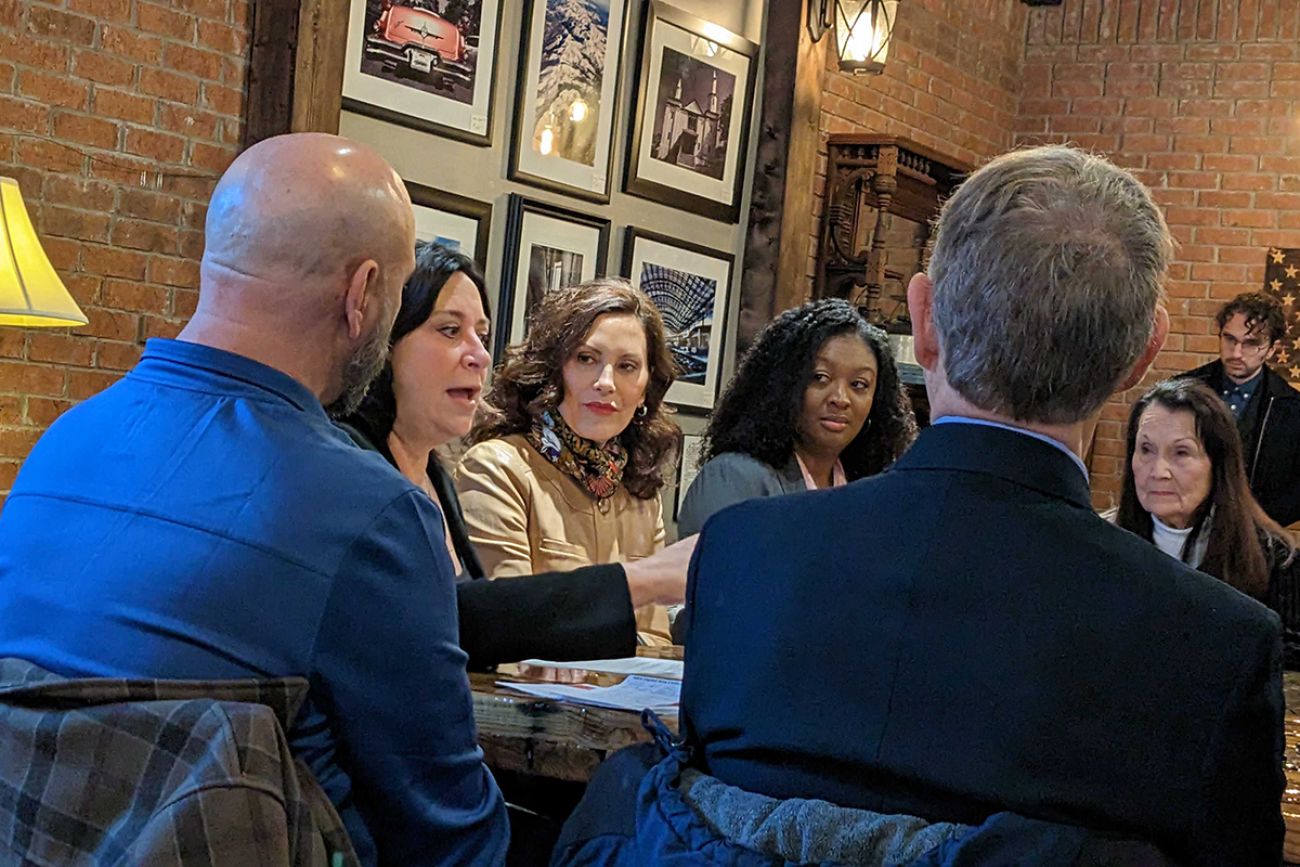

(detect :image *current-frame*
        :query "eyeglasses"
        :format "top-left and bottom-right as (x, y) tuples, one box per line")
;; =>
(1220, 331), (1272, 353)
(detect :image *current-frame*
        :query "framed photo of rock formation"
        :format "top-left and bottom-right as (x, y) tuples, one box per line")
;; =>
(510, 0), (630, 202)
(624, 1), (757, 223)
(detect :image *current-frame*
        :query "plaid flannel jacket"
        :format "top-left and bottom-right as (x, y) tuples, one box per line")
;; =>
(0, 658), (358, 866)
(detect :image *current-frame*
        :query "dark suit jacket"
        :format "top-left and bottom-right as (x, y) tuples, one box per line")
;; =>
(1184, 360), (1300, 527)
(679, 422), (1284, 866)
(335, 419), (637, 670)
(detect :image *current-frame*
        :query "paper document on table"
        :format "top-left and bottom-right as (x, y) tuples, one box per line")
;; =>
(517, 657), (684, 679)
(498, 675), (680, 713)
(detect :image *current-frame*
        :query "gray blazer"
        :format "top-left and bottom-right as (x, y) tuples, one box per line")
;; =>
(677, 452), (806, 537)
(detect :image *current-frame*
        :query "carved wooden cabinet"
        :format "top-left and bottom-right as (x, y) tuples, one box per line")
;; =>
(815, 135), (970, 426)
(815, 135), (969, 327)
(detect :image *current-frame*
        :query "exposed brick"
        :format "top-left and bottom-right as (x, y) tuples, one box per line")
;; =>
(197, 19), (244, 54)
(99, 25), (163, 65)
(0, 362), (65, 398)
(43, 176), (115, 211)
(148, 256), (199, 288)
(51, 111), (120, 150)
(27, 333), (94, 367)
(138, 67), (198, 104)
(95, 340), (142, 371)
(81, 307), (138, 342)
(188, 141), (235, 173)
(72, 50), (134, 87)
(0, 95), (49, 135)
(8, 38), (71, 72)
(199, 82), (242, 117)
(40, 205), (110, 243)
(92, 88), (156, 124)
(119, 190), (182, 224)
(25, 398), (74, 428)
(100, 279), (169, 314)
(157, 102), (219, 140)
(137, 2), (195, 40)
(17, 70), (89, 110)
(125, 127), (185, 162)
(110, 219), (179, 254)
(15, 137), (83, 173)
(67, 369), (119, 401)
(140, 315), (184, 341)
(67, 0), (132, 22)
(164, 43), (224, 81)
(0, 396), (19, 426)
(26, 7), (97, 45)
(82, 246), (149, 280)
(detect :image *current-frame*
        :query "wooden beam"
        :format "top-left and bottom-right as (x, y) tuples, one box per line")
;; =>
(242, 0), (300, 149)
(241, 0), (347, 149)
(291, 0), (348, 136)
(736, 0), (828, 353)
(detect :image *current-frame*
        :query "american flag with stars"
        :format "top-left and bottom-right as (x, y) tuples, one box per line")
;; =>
(1263, 247), (1300, 386)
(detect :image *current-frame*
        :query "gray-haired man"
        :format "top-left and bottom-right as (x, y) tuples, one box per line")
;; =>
(644, 146), (1283, 865)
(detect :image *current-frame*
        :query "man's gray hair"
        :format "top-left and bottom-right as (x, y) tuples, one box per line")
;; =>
(929, 145), (1172, 424)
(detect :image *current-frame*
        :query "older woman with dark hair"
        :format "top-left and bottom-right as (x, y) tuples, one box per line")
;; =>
(335, 244), (691, 669)
(1116, 377), (1299, 666)
(677, 298), (917, 536)
(459, 278), (682, 643)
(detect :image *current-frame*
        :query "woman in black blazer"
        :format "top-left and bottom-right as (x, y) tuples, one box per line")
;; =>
(334, 242), (691, 669)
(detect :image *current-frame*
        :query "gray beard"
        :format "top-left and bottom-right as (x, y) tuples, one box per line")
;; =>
(336, 322), (390, 415)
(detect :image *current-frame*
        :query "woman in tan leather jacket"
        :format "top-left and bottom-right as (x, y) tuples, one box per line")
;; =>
(459, 278), (682, 643)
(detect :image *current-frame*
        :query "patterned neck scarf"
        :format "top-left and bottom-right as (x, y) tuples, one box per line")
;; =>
(527, 410), (628, 500)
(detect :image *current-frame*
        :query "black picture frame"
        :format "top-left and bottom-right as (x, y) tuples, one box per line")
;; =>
(509, 0), (631, 203)
(624, 1), (758, 223)
(497, 194), (611, 359)
(341, 0), (505, 146)
(405, 181), (493, 268)
(621, 227), (733, 411)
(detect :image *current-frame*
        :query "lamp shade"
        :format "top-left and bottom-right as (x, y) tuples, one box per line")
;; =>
(0, 176), (88, 328)
(836, 0), (899, 75)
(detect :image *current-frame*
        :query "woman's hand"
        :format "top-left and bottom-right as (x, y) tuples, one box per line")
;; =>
(622, 535), (697, 608)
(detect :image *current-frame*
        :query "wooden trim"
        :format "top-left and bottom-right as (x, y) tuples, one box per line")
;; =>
(242, 0), (300, 149)
(291, 0), (348, 136)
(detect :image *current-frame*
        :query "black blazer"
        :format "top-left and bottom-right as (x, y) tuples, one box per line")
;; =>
(335, 419), (637, 670)
(1185, 360), (1300, 527)
(679, 422), (1284, 866)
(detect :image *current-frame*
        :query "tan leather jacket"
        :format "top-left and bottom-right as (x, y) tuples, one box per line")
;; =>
(455, 434), (669, 642)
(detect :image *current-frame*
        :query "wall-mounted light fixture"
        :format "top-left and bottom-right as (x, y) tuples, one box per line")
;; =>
(808, 0), (900, 76)
(0, 177), (87, 328)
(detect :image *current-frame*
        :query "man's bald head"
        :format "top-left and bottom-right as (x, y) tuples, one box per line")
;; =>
(202, 133), (413, 290)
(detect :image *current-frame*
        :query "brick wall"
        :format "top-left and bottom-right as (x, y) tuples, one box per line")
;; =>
(1017, 0), (1300, 509)
(0, 0), (250, 503)
(806, 0), (1029, 292)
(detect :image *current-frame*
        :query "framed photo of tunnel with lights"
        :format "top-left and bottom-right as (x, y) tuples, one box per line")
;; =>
(509, 0), (630, 202)
(624, 1), (757, 222)
(622, 227), (733, 410)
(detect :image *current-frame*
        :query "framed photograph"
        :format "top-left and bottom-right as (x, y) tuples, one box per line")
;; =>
(622, 228), (733, 410)
(342, 0), (504, 145)
(498, 194), (611, 358)
(672, 432), (704, 521)
(406, 182), (492, 267)
(625, 1), (758, 222)
(510, 0), (630, 202)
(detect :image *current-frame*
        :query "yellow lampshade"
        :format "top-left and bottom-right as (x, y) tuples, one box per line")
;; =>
(0, 176), (88, 328)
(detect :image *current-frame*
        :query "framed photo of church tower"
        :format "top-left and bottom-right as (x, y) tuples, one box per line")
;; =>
(624, 1), (757, 223)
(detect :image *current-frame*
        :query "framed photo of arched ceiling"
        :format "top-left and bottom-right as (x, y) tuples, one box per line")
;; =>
(622, 227), (733, 410)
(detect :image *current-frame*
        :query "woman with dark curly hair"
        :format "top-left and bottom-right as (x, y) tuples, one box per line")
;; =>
(459, 277), (682, 643)
(678, 299), (916, 536)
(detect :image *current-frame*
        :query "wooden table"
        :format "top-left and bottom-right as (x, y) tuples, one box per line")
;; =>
(473, 660), (1300, 856)
(471, 647), (680, 783)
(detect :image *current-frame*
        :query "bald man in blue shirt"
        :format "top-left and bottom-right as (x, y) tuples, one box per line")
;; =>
(0, 134), (506, 865)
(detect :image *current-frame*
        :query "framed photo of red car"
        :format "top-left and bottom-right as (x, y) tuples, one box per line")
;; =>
(405, 181), (492, 267)
(510, 0), (630, 203)
(497, 194), (611, 359)
(624, 2), (757, 223)
(342, 0), (504, 146)
(621, 227), (733, 411)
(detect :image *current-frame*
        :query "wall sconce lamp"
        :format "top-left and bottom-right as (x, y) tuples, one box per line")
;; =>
(808, 0), (900, 76)
(0, 177), (87, 328)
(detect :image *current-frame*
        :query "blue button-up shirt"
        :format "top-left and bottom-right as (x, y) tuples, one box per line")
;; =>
(0, 339), (506, 865)
(1219, 369), (1262, 420)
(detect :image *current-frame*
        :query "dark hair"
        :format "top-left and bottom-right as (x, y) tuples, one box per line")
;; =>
(1216, 291), (1286, 344)
(468, 278), (681, 500)
(702, 299), (917, 480)
(332, 240), (488, 437)
(1117, 378), (1294, 598)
